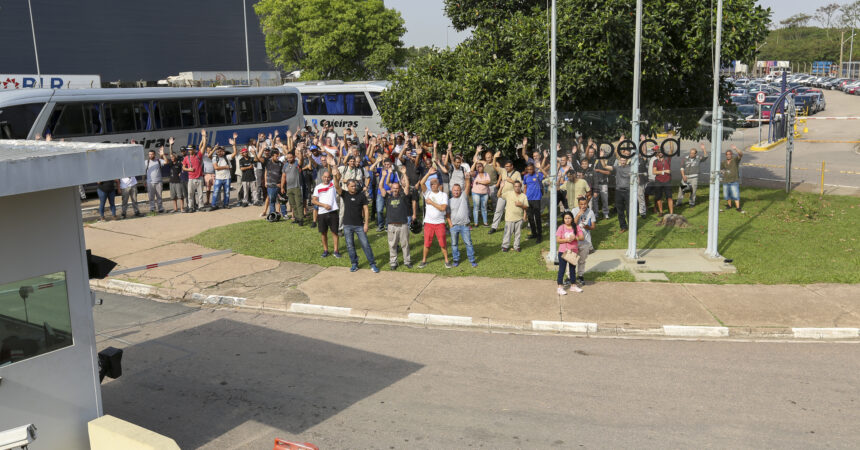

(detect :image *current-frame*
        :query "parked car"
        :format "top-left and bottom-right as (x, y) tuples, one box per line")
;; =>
(807, 91), (826, 112)
(735, 104), (757, 127)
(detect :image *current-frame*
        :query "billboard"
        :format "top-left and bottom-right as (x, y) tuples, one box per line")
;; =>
(1, 74), (101, 90)
(811, 61), (833, 76)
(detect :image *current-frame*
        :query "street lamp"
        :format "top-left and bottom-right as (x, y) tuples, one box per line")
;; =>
(27, 0), (41, 85)
(243, 0), (251, 85)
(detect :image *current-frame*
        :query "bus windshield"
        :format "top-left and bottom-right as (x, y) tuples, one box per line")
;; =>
(0, 103), (45, 139)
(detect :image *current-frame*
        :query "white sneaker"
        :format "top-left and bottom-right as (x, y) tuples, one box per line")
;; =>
(557, 287), (568, 295)
(569, 285), (583, 293)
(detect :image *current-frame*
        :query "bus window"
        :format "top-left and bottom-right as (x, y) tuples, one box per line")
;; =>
(269, 94), (297, 122)
(254, 96), (268, 122)
(369, 92), (381, 110)
(225, 98), (238, 124)
(324, 94), (344, 115)
(197, 99), (207, 126)
(347, 93), (373, 116)
(106, 103), (139, 133)
(205, 98), (228, 125)
(51, 104), (88, 138)
(86, 103), (103, 135)
(180, 99), (195, 127)
(0, 103), (44, 139)
(155, 101), (182, 129)
(137, 102), (153, 131)
(238, 97), (254, 123)
(302, 94), (327, 115)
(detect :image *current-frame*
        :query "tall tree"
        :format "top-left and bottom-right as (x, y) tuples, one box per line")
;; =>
(254, 0), (406, 80)
(380, 0), (771, 154)
(814, 3), (841, 38)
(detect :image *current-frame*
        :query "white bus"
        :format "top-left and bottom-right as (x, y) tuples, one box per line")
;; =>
(0, 86), (303, 151)
(284, 80), (388, 135)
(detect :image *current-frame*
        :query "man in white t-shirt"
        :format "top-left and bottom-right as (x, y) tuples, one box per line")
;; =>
(312, 161), (343, 258)
(210, 146), (234, 209)
(570, 196), (597, 287)
(418, 167), (451, 269)
(144, 147), (167, 213)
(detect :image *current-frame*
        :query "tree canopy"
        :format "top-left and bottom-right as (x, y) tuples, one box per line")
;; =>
(254, 0), (406, 80)
(379, 0), (771, 156)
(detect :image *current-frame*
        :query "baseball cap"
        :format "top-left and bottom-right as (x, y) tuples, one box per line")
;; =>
(309, 145), (320, 151)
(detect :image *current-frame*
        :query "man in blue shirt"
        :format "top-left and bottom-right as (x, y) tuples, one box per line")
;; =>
(522, 163), (546, 243)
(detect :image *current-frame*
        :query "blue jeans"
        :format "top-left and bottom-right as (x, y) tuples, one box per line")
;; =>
(472, 193), (488, 225)
(267, 187), (287, 216)
(344, 224), (376, 266)
(723, 182), (740, 201)
(97, 188), (116, 217)
(376, 193), (386, 228)
(212, 178), (230, 207)
(450, 224), (476, 264)
(557, 252), (576, 285)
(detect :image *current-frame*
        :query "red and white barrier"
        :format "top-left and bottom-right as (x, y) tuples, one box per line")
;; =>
(108, 249), (233, 276)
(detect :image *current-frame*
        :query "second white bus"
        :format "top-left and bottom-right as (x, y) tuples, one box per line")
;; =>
(284, 80), (388, 135)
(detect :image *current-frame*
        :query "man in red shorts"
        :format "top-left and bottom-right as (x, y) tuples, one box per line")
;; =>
(418, 167), (451, 269)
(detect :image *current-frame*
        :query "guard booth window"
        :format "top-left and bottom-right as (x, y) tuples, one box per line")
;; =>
(0, 103), (45, 139)
(0, 272), (73, 367)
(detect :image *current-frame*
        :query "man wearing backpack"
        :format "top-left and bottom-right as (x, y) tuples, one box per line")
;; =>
(145, 147), (167, 213)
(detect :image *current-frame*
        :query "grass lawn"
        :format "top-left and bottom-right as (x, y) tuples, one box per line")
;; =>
(190, 187), (859, 284)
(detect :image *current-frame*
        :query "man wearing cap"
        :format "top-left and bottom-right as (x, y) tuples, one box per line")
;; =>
(183, 139), (205, 212)
(258, 146), (288, 217)
(210, 145), (234, 210)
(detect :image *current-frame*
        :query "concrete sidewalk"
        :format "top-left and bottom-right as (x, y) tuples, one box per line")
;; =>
(84, 208), (860, 340)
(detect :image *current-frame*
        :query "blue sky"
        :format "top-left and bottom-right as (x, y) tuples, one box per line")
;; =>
(387, 0), (842, 47)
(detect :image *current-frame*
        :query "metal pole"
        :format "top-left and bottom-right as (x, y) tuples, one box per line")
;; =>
(625, 0), (643, 260)
(27, 0), (41, 86)
(243, 0), (251, 85)
(840, 31), (844, 77)
(705, 0), (723, 259)
(785, 93), (795, 193)
(548, 0), (559, 260)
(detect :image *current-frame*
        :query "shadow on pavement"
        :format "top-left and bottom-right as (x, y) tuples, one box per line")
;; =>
(101, 318), (423, 448)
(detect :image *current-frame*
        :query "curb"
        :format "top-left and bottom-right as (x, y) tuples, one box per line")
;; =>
(89, 282), (860, 341)
(750, 137), (786, 152)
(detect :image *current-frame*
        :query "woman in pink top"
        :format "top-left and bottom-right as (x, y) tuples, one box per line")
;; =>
(471, 161), (492, 226)
(556, 211), (584, 295)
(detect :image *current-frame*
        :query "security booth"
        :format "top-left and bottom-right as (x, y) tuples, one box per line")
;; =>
(0, 140), (140, 449)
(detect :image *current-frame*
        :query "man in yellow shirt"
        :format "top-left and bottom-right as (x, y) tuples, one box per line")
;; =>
(501, 181), (528, 252)
(489, 160), (522, 234)
(563, 170), (590, 212)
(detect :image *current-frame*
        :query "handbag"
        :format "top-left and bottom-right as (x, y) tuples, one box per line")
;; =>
(562, 249), (580, 265)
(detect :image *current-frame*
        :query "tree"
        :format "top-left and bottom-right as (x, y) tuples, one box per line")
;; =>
(379, 0), (771, 155)
(814, 3), (841, 37)
(402, 46), (437, 66)
(840, 1), (860, 30)
(254, 0), (406, 80)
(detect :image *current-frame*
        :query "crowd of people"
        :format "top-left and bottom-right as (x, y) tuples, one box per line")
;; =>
(89, 123), (747, 292)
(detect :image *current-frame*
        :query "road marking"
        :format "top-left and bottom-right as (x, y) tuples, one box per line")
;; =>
(792, 328), (860, 339)
(288, 303), (353, 317)
(532, 320), (598, 333)
(407, 313), (473, 326)
(796, 140), (860, 143)
(663, 325), (729, 338)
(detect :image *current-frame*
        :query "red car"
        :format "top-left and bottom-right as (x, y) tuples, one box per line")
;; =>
(848, 85), (859, 95)
(761, 103), (773, 120)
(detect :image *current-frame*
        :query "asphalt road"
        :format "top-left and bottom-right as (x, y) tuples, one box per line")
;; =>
(92, 292), (860, 449)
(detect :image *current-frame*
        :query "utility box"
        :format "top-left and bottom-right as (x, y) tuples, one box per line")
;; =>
(0, 140), (142, 449)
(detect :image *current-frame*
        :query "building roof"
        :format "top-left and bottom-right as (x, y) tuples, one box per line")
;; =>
(0, 140), (143, 197)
